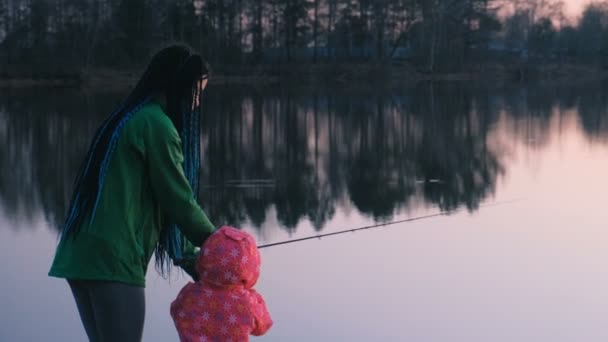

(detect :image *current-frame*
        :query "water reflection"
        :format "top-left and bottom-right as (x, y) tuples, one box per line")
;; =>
(0, 89), (115, 230)
(2, 82), (607, 234)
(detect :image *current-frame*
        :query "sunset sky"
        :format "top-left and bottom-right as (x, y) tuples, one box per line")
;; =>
(563, 0), (593, 17)
(499, 0), (597, 23)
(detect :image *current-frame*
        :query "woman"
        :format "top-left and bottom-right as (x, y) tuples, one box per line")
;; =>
(48, 44), (216, 342)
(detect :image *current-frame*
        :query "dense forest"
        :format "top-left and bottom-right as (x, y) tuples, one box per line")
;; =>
(1, 0), (608, 75)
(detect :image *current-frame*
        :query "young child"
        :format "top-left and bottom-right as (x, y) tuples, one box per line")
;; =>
(171, 226), (273, 342)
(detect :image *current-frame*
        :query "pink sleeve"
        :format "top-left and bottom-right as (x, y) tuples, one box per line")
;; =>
(250, 290), (273, 336)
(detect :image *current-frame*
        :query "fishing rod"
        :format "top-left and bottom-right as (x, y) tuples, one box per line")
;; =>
(257, 197), (526, 249)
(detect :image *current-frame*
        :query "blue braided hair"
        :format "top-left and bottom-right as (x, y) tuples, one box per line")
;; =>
(60, 44), (209, 276)
(155, 73), (205, 274)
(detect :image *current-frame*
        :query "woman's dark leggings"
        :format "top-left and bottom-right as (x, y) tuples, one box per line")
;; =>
(67, 279), (145, 342)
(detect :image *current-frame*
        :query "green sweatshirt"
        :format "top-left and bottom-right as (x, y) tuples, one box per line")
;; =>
(48, 102), (215, 287)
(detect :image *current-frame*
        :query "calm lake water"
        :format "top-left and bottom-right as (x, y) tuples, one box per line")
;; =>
(2, 82), (608, 341)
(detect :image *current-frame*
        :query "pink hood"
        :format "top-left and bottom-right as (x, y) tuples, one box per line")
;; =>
(195, 226), (261, 288)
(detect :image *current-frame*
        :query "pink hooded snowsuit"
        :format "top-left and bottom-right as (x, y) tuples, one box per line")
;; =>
(171, 226), (273, 342)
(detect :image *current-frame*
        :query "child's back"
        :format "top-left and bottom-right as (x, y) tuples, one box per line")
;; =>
(171, 226), (272, 342)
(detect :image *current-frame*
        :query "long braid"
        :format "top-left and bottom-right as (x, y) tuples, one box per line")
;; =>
(62, 106), (126, 235)
(89, 99), (151, 223)
(62, 98), (151, 238)
(155, 81), (203, 274)
(62, 67), (168, 238)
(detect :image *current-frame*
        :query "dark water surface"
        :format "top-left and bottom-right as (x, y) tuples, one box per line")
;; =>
(2, 83), (608, 341)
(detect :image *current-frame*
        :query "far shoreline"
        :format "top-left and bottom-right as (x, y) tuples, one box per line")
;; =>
(1, 62), (607, 89)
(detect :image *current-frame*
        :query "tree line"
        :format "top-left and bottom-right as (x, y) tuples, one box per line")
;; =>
(1, 0), (608, 75)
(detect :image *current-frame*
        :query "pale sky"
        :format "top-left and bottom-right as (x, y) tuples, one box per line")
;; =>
(499, 0), (597, 24)
(563, 0), (593, 17)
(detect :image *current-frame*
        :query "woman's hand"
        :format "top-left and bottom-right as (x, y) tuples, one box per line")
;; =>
(174, 257), (199, 282)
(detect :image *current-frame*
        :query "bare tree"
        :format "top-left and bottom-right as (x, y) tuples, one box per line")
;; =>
(313, 0), (320, 63)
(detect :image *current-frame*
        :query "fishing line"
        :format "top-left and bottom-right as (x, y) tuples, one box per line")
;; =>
(257, 197), (526, 249)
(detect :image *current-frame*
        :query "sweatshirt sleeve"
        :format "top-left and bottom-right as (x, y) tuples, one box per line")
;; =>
(250, 290), (273, 336)
(144, 110), (215, 246)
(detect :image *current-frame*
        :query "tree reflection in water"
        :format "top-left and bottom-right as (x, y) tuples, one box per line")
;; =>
(3, 82), (607, 234)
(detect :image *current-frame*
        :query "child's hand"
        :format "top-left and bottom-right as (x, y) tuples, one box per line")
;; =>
(251, 290), (273, 336)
